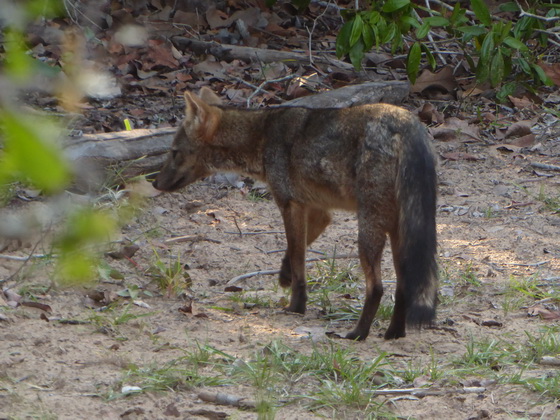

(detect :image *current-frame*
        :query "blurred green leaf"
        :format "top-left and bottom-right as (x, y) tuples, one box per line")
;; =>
(450, 2), (468, 26)
(3, 30), (35, 82)
(471, 0), (492, 26)
(406, 42), (421, 84)
(479, 32), (495, 65)
(532, 63), (552, 86)
(336, 20), (353, 57)
(57, 252), (97, 287)
(383, 22), (398, 44)
(496, 82), (517, 102)
(416, 22), (431, 39)
(350, 14), (364, 47)
(421, 43), (436, 70)
(425, 16), (450, 27)
(517, 57), (531, 74)
(349, 39), (365, 69)
(503, 36), (529, 51)
(400, 15), (420, 30)
(456, 25), (487, 37)
(362, 23), (375, 51)
(56, 208), (116, 252)
(490, 50), (505, 87)
(27, 0), (65, 18)
(0, 110), (71, 193)
(498, 2), (519, 12)
(382, 0), (410, 13)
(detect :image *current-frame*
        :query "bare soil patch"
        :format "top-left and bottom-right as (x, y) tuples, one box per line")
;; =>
(1, 126), (559, 419)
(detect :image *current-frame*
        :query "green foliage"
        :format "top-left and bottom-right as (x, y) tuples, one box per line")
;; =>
(146, 251), (192, 297)
(333, 0), (555, 88)
(0, 110), (70, 194)
(0, 1), (128, 288)
(336, 1), (420, 71)
(54, 208), (116, 286)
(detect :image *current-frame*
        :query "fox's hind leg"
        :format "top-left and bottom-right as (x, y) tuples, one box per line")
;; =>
(345, 217), (387, 341)
(384, 228), (407, 339)
(279, 201), (309, 314)
(279, 207), (331, 288)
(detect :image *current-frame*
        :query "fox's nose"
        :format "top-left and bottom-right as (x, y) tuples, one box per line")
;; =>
(152, 178), (159, 190)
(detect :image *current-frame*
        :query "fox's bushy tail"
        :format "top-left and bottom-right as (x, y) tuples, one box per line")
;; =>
(396, 122), (438, 327)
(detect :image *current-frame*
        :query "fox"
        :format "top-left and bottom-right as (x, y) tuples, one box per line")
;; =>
(152, 87), (438, 341)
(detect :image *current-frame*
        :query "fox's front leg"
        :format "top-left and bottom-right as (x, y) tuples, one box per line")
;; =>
(280, 201), (308, 314)
(279, 208), (331, 288)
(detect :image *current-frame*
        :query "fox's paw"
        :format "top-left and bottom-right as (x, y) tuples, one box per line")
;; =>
(284, 295), (306, 314)
(284, 304), (306, 315)
(344, 329), (368, 341)
(383, 327), (406, 340)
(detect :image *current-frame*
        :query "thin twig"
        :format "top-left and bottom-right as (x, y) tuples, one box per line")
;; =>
(227, 253), (359, 284)
(164, 235), (221, 244)
(531, 162), (560, 172)
(63, 0), (103, 29)
(311, 0), (344, 12)
(0, 253), (52, 261)
(428, 0), (475, 16)
(306, 0), (332, 66)
(2, 230), (51, 283)
(231, 76), (285, 103)
(515, 0), (560, 22)
(228, 269), (280, 284)
(265, 249), (326, 256)
(224, 230), (285, 235)
(419, 3), (447, 65)
(504, 260), (550, 267)
(245, 75), (298, 108)
(370, 386), (486, 397)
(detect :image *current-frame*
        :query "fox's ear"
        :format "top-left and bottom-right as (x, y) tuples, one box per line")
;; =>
(184, 91), (204, 124)
(198, 87), (222, 105)
(184, 91), (222, 141)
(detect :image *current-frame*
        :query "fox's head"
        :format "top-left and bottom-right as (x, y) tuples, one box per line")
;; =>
(152, 88), (223, 192)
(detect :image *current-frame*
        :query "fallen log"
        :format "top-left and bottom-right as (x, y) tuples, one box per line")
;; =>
(64, 127), (176, 190)
(171, 37), (356, 70)
(279, 81), (409, 108)
(64, 81), (410, 190)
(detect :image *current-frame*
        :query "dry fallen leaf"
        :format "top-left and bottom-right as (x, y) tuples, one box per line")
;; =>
(206, 6), (231, 29)
(460, 86), (485, 98)
(538, 61), (560, 86)
(441, 152), (482, 161)
(430, 117), (481, 142)
(507, 133), (536, 148)
(504, 121), (533, 139)
(411, 66), (458, 95)
(418, 103), (444, 124)
(481, 320), (503, 327)
(527, 305), (560, 320)
(178, 302), (193, 314)
(492, 144), (523, 154)
(145, 39), (179, 70)
(21, 301), (52, 312)
(4, 288), (22, 306)
(508, 95), (537, 110)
